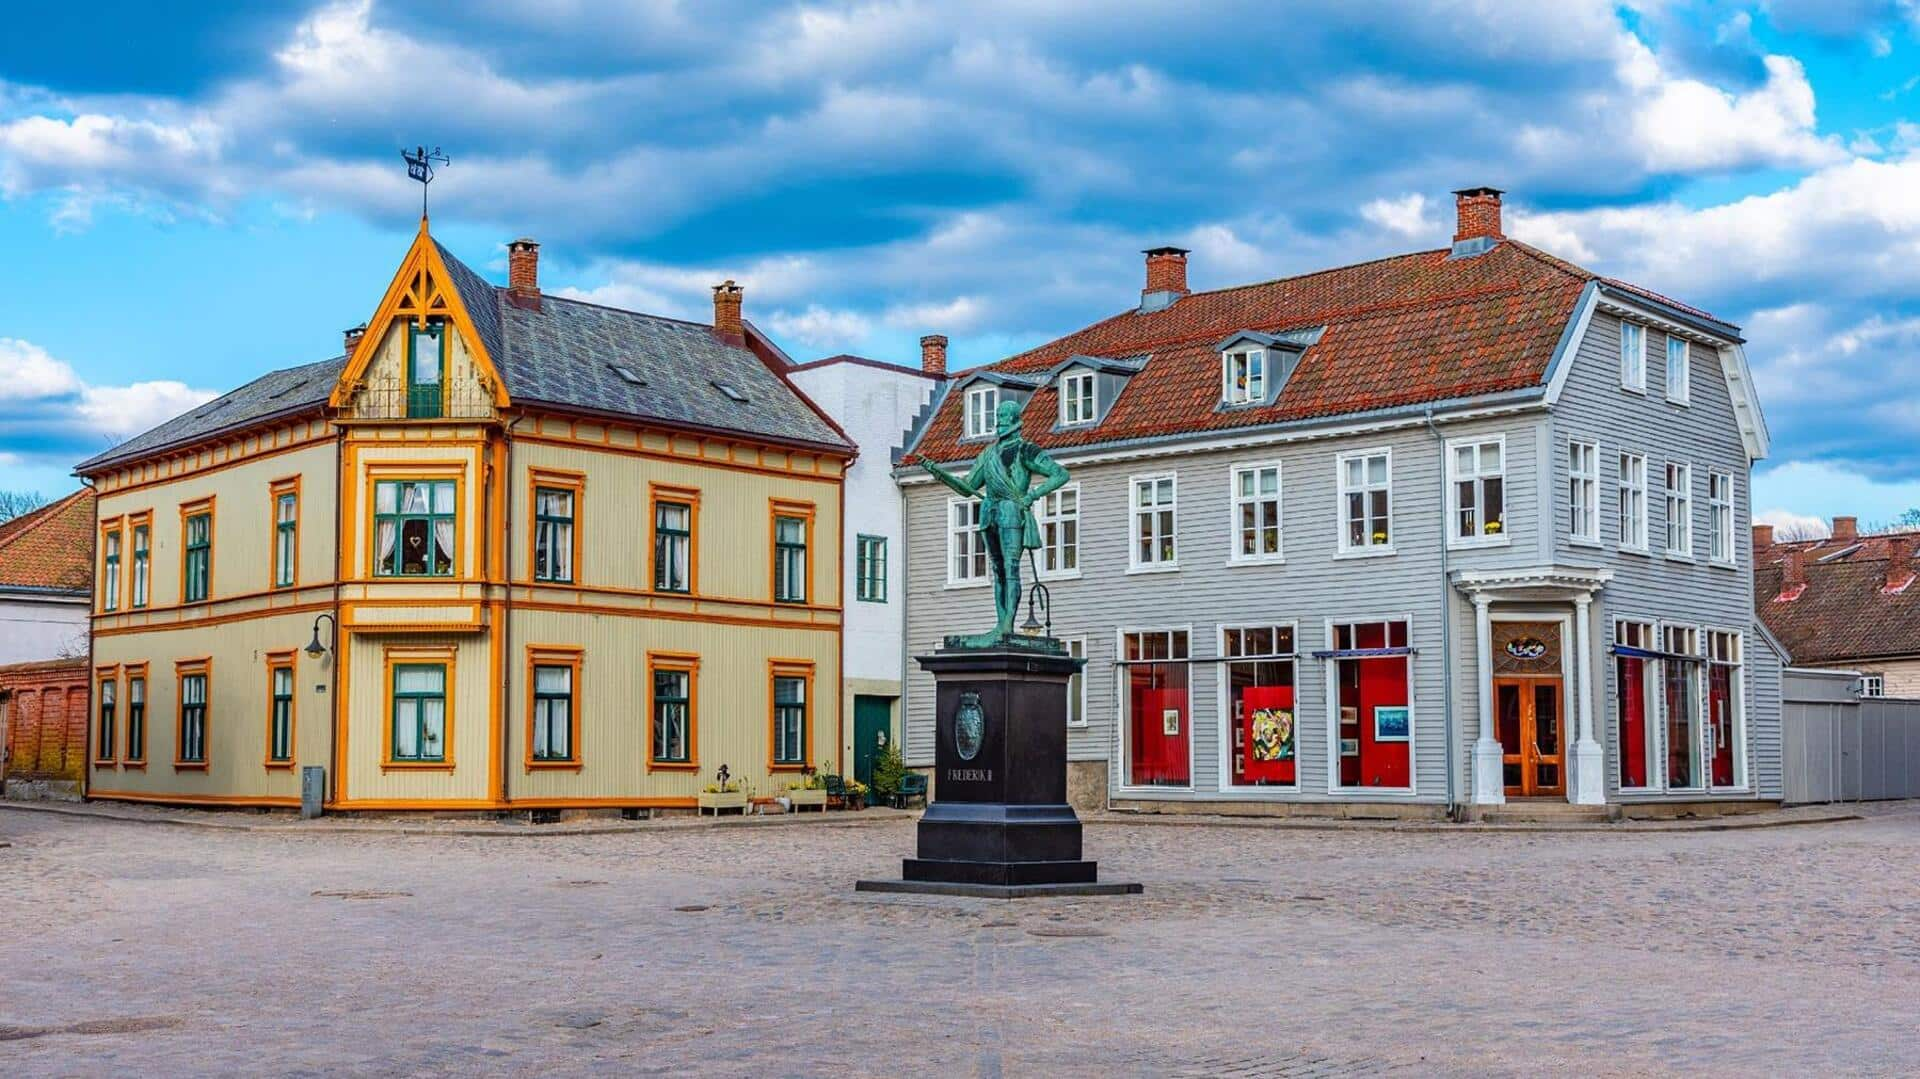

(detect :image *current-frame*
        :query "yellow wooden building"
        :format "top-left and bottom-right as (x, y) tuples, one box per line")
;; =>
(77, 222), (854, 812)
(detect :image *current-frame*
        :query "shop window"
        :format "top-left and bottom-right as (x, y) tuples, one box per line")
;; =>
(1230, 463), (1282, 563)
(1613, 620), (1658, 789)
(1617, 453), (1647, 551)
(1328, 619), (1412, 789)
(390, 663), (448, 762)
(1338, 450), (1392, 553)
(1223, 625), (1296, 787)
(1059, 370), (1096, 426)
(1662, 625), (1702, 789)
(948, 498), (987, 585)
(1129, 474), (1178, 570)
(533, 486), (576, 583)
(374, 480), (456, 577)
(1122, 628), (1190, 787)
(856, 534), (888, 602)
(1707, 631), (1743, 788)
(963, 385), (998, 439)
(1448, 438), (1505, 545)
(1037, 486), (1079, 577)
(267, 658), (294, 765)
(1568, 440), (1599, 542)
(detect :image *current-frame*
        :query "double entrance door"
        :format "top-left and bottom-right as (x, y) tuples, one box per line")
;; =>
(1495, 678), (1564, 796)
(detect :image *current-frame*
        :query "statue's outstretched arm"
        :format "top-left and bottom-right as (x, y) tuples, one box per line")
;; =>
(919, 458), (978, 498)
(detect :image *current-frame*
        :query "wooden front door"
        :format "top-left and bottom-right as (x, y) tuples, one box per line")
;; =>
(1495, 678), (1565, 796)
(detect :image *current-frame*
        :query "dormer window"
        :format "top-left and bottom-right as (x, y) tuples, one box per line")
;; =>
(1059, 370), (1096, 426)
(407, 320), (445, 419)
(964, 384), (999, 439)
(1222, 348), (1266, 406)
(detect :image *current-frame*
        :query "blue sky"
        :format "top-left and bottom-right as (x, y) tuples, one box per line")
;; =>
(2, 1), (1919, 535)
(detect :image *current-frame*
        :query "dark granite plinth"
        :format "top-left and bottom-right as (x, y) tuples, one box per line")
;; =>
(857, 643), (1139, 899)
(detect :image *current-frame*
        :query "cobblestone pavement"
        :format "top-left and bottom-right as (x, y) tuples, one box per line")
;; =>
(3, 806), (1918, 1077)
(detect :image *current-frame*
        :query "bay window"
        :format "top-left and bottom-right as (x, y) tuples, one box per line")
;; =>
(1338, 450), (1392, 553)
(1121, 629), (1190, 787)
(374, 480), (456, 577)
(1223, 625), (1297, 788)
(1328, 619), (1412, 790)
(1230, 462), (1282, 563)
(1448, 438), (1505, 545)
(1129, 474), (1177, 570)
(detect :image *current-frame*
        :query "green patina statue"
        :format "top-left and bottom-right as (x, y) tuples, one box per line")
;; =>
(920, 397), (1071, 650)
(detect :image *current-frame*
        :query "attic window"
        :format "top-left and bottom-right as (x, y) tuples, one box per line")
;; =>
(609, 364), (645, 385)
(1222, 348), (1267, 406)
(1059, 370), (1096, 426)
(267, 378), (309, 400)
(963, 384), (999, 439)
(712, 381), (749, 403)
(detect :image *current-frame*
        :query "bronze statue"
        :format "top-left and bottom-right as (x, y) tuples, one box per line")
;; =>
(920, 397), (1070, 648)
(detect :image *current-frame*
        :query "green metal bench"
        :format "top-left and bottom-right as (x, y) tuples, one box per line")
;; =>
(892, 772), (928, 810)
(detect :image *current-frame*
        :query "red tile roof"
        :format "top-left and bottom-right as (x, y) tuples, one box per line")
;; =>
(910, 240), (1601, 462)
(1755, 534), (1920, 665)
(0, 489), (95, 594)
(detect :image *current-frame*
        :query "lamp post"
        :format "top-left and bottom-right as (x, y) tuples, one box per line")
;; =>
(305, 612), (337, 659)
(300, 612), (337, 819)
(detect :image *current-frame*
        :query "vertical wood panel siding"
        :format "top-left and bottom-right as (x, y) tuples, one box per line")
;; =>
(343, 632), (491, 802)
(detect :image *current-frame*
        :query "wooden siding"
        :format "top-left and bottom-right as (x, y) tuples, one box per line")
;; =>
(337, 317), (496, 422)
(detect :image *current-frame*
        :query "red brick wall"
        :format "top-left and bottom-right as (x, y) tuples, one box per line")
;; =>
(0, 659), (89, 783)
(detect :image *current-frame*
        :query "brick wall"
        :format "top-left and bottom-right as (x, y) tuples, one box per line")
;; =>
(0, 658), (90, 784)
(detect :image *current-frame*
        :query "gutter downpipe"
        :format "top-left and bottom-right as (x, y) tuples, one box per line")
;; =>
(327, 426), (344, 807)
(1425, 409), (1460, 821)
(80, 476), (97, 803)
(501, 415), (521, 811)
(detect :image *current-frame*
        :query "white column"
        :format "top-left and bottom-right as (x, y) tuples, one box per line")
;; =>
(1471, 592), (1506, 805)
(1572, 593), (1606, 805)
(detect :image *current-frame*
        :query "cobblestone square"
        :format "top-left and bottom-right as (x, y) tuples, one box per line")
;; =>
(3, 807), (1918, 1077)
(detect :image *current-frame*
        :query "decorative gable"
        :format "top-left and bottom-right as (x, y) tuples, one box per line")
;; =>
(330, 220), (509, 421)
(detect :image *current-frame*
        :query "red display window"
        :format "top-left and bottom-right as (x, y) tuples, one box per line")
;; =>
(1707, 630), (1742, 788)
(1224, 625), (1296, 787)
(1332, 619), (1411, 789)
(1614, 620), (1657, 789)
(1124, 629), (1190, 787)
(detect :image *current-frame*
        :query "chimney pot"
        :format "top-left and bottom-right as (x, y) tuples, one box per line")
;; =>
(920, 334), (948, 377)
(344, 323), (367, 355)
(711, 280), (744, 342)
(508, 238), (541, 310)
(1783, 548), (1807, 589)
(1752, 523), (1775, 551)
(1140, 246), (1190, 312)
(1452, 186), (1505, 244)
(1832, 515), (1858, 541)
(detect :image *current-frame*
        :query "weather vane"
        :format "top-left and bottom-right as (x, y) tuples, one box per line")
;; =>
(402, 145), (449, 217)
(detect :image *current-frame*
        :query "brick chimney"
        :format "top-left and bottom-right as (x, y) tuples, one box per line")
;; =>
(1453, 187), (1505, 242)
(508, 238), (541, 310)
(1832, 515), (1858, 542)
(1140, 247), (1190, 313)
(344, 323), (367, 356)
(1886, 534), (1916, 593)
(1779, 547), (1807, 599)
(920, 334), (948, 377)
(1752, 523), (1775, 552)
(711, 280), (744, 343)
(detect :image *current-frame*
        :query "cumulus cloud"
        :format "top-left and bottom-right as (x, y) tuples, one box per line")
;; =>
(0, 338), (218, 466)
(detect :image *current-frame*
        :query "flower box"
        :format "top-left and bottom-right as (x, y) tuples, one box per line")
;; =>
(697, 790), (749, 816)
(785, 788), (827, 811)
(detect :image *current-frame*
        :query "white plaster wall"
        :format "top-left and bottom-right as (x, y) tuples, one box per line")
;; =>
(0, 594), (89, 664)
(787, 361), (938, 685)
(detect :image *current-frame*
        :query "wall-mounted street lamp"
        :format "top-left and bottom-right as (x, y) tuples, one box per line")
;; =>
(305, 612), (337, 659)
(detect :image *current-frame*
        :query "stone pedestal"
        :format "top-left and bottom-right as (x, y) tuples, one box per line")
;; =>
(856, 644), (1140, 899)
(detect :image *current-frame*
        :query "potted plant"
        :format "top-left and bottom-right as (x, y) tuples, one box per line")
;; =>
(870, 741), (907, 807)
(843, 778), (870, 809)
(697, 764), (749, 816)
(785, 763), (827, 811)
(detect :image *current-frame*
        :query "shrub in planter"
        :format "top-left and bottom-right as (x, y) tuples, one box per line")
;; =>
(871, 741), (907, 803)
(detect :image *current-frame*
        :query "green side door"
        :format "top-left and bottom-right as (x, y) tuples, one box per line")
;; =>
(853, 695), (893, 787)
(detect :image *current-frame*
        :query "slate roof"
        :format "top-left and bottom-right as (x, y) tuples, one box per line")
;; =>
(909, 240), (1678, 462)
(76, 241), (849, 474)
(0, 488), (95, 594)
(1756, 534), (1920, 665)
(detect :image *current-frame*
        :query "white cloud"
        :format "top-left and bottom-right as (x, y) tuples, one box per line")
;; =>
(1755, 461), (1920, 531)
(76, 382), (220, 441)
(1615, 43), (1842, 172)
(0, 338), (83, 399)
(0, 339), (218, 464)
(1755, 508), (1831, 539)
(766, 304), (873, 350)
(1358, 193), (1433, 238)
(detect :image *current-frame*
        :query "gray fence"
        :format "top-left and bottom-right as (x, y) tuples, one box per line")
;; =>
(1782, 668), (1920, 804)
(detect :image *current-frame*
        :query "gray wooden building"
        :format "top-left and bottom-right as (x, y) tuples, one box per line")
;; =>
(898, 188), (1780, 816)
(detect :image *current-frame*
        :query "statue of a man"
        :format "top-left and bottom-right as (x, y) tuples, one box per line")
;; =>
(920, 397), (1071, 646)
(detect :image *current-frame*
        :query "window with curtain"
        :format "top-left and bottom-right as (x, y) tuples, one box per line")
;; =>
(126, 674), (146, 762)
(533, 487), (574, 582)
(654, 501), (692, 592)
(390, 664), (447, 762)
(773, 674), (807, 765)
(532, 664), (574, 762)
(274, 491), (298, 588)
(374, 480), (456, 577)
(96, 677), (116, 762)
(131, 523), (150, 607)
(101, 529), (121, 611)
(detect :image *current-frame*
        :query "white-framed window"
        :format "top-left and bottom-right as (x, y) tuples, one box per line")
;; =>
(1326, 617), (1414, 792)
(1447, 437), (1506, 546)
(1222, 348), (1267, 406)
(1229, 462), (1283, 563)
(1706, 629), (1746, 789)
(1860, 674), (1886, 698)
(1662, 624), (1703, 790)
(1065, 637), (1088, 727)
(1708, 471), (1734, 564)
(1129, 473), (1178, 571)
(946, 498), (987, 586)
(1568, 440), (1599, 543)
(1664, 461), (1692, 557)
(1059, 370), (1096, 426)
(1036, 485), (1079, 578)
(1220, 624), (1299, 789)
(1338, 449), (1393, 554)
(1118, 627), (1192, 788)
(1618, 451), (1648, 551)
(963, 384), (999, 439)
(1620, 320), (1646, 392)
(1665, 334), (1690, 405)
(1613, 619), (1658, 790)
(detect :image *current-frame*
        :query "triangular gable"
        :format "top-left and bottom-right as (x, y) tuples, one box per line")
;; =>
(329, 218), (511, 409)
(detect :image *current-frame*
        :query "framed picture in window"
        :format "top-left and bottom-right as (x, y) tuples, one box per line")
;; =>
(1373, 705), (1410, 742)
(1162, 708), (1181, 736)
(1340, 738), (1360, 756)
